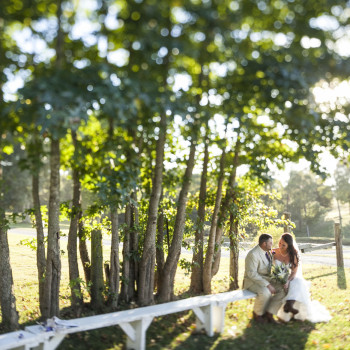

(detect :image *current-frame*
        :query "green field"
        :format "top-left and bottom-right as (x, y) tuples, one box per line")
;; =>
(1, 232), (350, 349)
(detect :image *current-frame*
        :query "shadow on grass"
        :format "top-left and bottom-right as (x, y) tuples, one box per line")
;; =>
(16, 304), (317, 350)
(307, 271), (337, 281)
(56, 310), (200, 350)
(171, 319), (315, 350)
(337, 267), (347, 289)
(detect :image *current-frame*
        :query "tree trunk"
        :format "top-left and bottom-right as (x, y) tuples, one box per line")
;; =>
(138, 113), (166, 305)
(91, 229), (104, 311)
(32, 173), (46, 315)
(120, 204), (131, 303)
(42, 138), (61, 319)
(108, 206), (119, 309)
(78, 216), (91, 285)
(190, 135), (209, 294)
(0, 161), (19, 330)
(128, 200), (139, 300)
(0, 223), (19, 330)
(202, 148), (226, 294)
(157, 140), (197, 302)
(229, 215), (239, 290)
(155, 210), (165, 292)
(67, 131), (83, 315)
(211, 141), (240, 277)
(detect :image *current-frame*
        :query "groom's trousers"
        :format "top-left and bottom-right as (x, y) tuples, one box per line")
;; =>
(247, 280), (285, 316)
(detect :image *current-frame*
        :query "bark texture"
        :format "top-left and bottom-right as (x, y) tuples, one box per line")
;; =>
(202, 148), (226, 294)
(0, 210), (19, 330)
(32, 173), (46, 315)
(157, 140), (196, 302)
(229, 215), (239, 290)
(42, 138), (61, 318)
(91, 229), (104, 311)
(211, 141), (240, 277)
(67, 131), (83, 315)
(128, 198), (139, 300)
(138, 113), (166, 306)
(108, 207), (119, 309)
(155, 211), (165, 292)
(190, 136), (209, 293)
(120, 205), (131, 303)
(78, 217), (91, 285)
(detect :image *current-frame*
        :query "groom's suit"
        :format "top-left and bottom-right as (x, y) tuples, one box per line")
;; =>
(243, 245), (285, 316)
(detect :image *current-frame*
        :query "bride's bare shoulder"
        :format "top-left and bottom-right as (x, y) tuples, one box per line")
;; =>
(272, 248), (280, 254)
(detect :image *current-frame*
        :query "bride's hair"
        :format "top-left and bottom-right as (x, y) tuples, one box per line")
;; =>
(281, 233), (299, 268)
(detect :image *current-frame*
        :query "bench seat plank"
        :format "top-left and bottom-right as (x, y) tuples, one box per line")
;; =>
(0, 330), (40, 350)
(27, 294), (219, 336)
(23, 289), (256, 350)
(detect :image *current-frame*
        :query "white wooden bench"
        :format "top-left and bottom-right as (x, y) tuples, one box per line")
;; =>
(2, 289), (256, 350)
(0, 330), (42, 350)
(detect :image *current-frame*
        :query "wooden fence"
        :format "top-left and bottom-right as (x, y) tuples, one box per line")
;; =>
(298, 222), (344, 268)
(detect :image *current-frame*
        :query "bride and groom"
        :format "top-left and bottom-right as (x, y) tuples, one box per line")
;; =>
(243, 233), (332, 324)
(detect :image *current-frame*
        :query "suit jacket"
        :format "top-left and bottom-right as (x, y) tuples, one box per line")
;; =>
(243, 245), (272, 289)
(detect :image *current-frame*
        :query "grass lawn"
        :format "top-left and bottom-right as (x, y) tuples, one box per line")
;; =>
(2, 232), (350, 350)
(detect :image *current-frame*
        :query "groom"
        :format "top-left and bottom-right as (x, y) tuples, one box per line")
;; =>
(243, 233), (285, 323)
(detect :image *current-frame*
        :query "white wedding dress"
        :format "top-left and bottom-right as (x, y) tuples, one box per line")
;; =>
(275, 259), (332, 323)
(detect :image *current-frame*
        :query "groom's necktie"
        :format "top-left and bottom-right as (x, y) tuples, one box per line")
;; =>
(265, 252), (271, 263)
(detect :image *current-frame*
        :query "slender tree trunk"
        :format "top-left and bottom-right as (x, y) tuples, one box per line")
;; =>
(120, 205), (131, 303)
(155, 210), (165, 292)
(78, 216), (91, 285)
(128, 200), (139, 300)
(190, 135), (209, 294)
(32, 173), (46, 315)
(67, 131), (83, 315)
(42, 138), (61, 319)
(0, 161), (19, 329)
(211, 141), (240, 277)
(229, 214), (239, 290)
(0, 223), (19, 330)
(108, 206), (119, 309)
(202, 148), (226, 294)
(138, 113), (166, 305)
(157, 140), (197, 302)
(91, 229), (104, 311)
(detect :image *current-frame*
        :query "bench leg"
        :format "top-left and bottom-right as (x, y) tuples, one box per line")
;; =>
(119, 316), (153, 350)
(31, 334), (66, 350)
(193, 303), (227, 336)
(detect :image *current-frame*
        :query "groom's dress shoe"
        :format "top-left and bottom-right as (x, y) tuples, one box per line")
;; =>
(264, 311), (278, 324)
(253, 311), (266, 324)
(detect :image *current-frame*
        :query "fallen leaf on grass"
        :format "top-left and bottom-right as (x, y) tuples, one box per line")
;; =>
(228, 325), (237, 337)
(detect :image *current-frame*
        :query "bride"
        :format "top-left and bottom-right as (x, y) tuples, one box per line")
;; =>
(272, 233), (332, 323)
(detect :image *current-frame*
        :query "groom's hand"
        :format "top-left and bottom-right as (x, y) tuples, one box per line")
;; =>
(267, 284), (276, 295)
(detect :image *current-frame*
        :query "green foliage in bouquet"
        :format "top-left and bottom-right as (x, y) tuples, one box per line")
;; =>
(271, 262), (290, 284)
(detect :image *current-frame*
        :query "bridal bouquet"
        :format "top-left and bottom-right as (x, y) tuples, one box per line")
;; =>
(271, 263), (290, 284)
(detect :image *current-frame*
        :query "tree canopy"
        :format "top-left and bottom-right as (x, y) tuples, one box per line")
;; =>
(1, 0), (350, 330)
